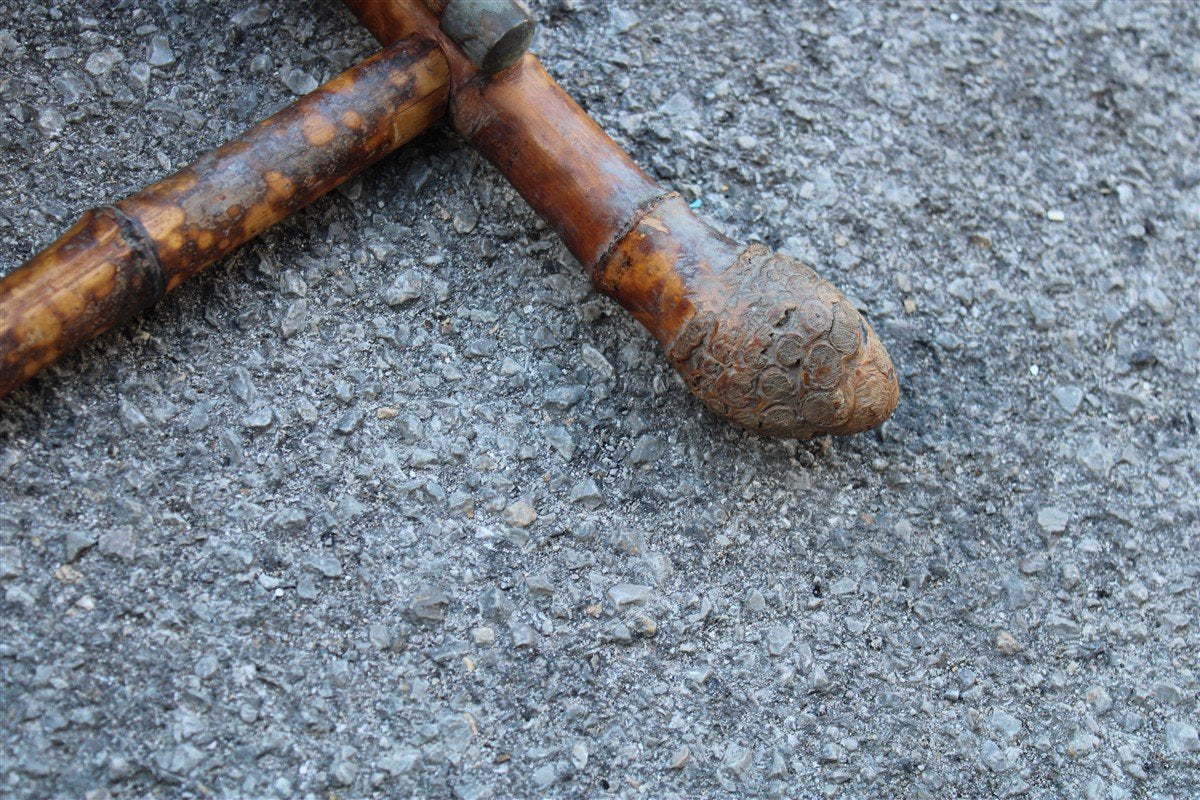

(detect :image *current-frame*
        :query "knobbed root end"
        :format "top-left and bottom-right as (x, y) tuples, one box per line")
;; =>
(666, 246), (899, 439)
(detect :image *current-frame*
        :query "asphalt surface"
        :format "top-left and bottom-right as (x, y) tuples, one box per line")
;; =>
(1, 1), (1198, 798)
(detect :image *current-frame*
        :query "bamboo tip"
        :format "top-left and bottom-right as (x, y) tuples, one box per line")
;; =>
(667, 246), (899, 440)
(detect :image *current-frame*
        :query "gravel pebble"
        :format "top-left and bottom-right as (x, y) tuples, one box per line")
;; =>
(305, 554), (342, 578)
(84, 48), (123, 76)
(62, 532), (97, 563)
(146, 35), (174, 67)
(1165, 722), (1199, 753)
(0, 547), (21, 579)
(280, 66), (318, 95)
(990, 710), (1022, 741)
(1036, 506), (1069, 533)
(995, 631), (1021, 656)
(1052, 385), (1084, 415)
(766, 625), (793, 656)
(608, 583), (651, 609)
(504, 500), (537, 528)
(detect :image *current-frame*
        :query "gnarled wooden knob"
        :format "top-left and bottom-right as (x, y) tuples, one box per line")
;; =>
(596, 195), (899, 439)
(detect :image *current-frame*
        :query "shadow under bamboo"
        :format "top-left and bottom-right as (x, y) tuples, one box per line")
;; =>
(0, 36), (449, 399)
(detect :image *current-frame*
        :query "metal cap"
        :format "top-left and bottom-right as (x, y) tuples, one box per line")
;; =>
(440, 0), (536, 74)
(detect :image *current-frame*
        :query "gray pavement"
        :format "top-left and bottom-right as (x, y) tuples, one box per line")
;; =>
(1, 1), (1197, 797)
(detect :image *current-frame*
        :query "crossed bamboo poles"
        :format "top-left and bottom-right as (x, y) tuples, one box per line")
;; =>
(0, 0), (898, 439)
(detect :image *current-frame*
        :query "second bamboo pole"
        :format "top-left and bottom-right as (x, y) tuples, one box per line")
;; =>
(0, 36), (449, 399)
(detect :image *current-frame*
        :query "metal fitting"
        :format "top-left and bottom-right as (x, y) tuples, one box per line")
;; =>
(440, 0), (536, 73)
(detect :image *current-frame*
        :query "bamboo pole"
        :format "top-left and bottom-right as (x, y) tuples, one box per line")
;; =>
(344, 0), (899, 438)
(0, 36), (448, 399)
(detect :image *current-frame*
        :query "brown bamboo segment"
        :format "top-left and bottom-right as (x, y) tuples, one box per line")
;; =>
(0, 36), (449, 398)
(346, 0), (899, 438)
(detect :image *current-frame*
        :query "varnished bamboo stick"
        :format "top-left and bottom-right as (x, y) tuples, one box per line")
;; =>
(0, 36), (448, 399)
(345, 0), (899, 438)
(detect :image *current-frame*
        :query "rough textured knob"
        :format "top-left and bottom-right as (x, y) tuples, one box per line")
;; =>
(664, 245), (899, 438)
(596, 194), (899, 439)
